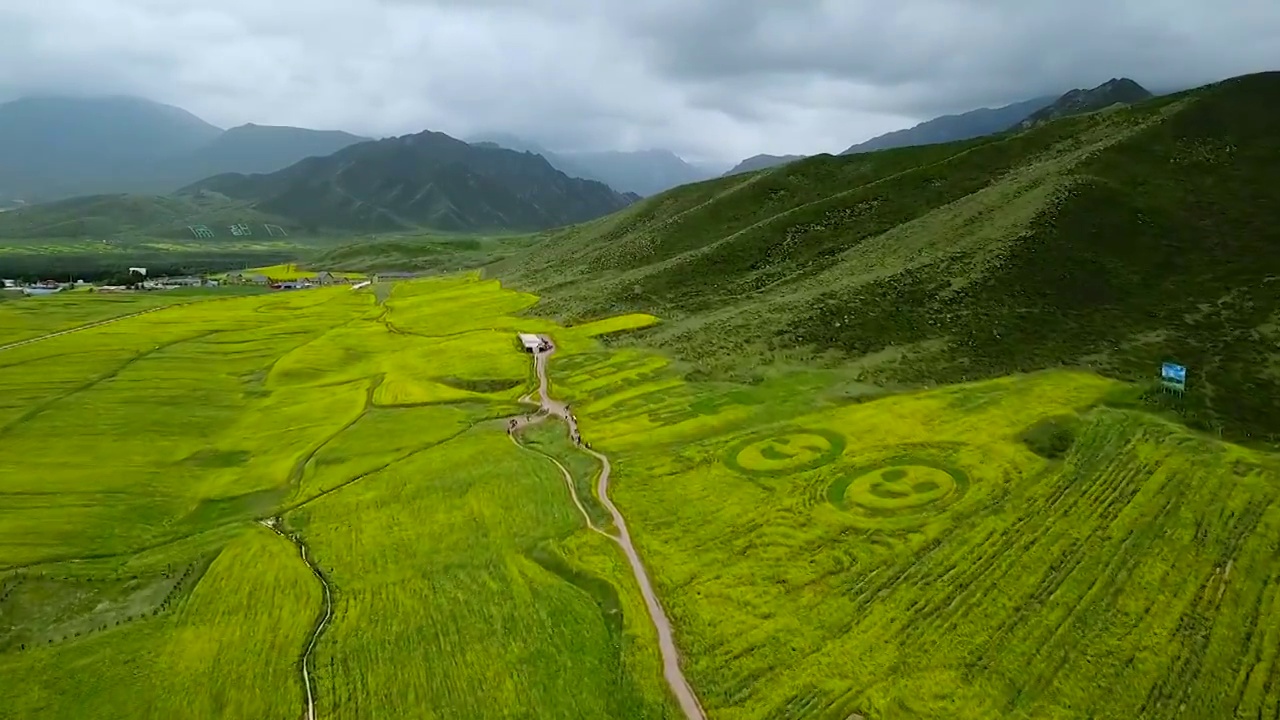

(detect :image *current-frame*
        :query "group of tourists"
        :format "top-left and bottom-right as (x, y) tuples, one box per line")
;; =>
(507, 403), (590, 450)
(566, 407), (592, 449)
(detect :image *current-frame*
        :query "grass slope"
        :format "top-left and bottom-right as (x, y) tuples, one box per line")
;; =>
(0, 193), (286, 239)
(310, 233), (543, 275)
(501, 72), (1280, 444)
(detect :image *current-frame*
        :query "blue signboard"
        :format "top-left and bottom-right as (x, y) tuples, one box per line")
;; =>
(1161, 362), (1187, 388)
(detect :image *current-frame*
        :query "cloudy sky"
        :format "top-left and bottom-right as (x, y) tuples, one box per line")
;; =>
(1, 0), (1277, 165)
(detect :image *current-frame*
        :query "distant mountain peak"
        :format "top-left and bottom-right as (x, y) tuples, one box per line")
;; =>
(840, 94), (1059, 155)
(722, 154), (806, 177)
(1013, 78), (1153, 130)
(182, 128), (636, 233)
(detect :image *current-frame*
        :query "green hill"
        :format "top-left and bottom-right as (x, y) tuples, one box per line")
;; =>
(722, 153), (807, 177)
(1014, 78), (1154, 130)
(498, 72), (1280, 444)
(184, 130), (639, 233)
(0, 193), (287, 239)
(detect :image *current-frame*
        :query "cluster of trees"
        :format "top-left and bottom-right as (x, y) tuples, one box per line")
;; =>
(2, 251), (294, 283)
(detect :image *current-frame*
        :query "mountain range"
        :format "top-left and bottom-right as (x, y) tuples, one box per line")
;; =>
(0, 76), (1157, 235)
(716, 78), (1152, 173)
(0, 96), (368, 203)
(184, 130), (638, 233)
(840, 95), (1058, 155)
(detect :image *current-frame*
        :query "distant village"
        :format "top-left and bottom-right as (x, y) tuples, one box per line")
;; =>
(0, 267), (396, 296)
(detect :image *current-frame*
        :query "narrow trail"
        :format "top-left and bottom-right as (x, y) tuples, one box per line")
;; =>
(0, 306), (165, 353)
(509, 338), (707, 720)
(259, 518), (333, 720)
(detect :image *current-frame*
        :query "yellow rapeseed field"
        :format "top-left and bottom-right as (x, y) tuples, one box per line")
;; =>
(3, 274), (1278, 719)
(234, 263), (367, 280)
(549, 346), (1280, 719)
(0, 276), (674, 719)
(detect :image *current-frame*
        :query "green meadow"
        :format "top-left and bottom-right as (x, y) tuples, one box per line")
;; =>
(2, 275), (1278, 719)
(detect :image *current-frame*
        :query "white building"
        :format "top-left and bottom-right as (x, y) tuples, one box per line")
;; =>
(518, 333), (542, 352)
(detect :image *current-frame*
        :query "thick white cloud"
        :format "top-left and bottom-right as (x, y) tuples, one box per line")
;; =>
(1, 0), (1276, 164)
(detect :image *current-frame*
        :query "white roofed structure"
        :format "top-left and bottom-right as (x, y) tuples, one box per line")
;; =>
(518, 333), (542, 351)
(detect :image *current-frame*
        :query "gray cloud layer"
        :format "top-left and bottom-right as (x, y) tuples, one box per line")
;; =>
(2, 0), (1277, 163)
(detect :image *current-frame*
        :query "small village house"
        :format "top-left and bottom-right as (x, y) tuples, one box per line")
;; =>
(227, 272), (269, 285)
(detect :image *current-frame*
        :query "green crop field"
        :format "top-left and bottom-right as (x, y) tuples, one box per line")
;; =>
(0, 276), (676, 719)
(7, 72), (1280, 720)
(546, 336), (1280, 719)
(3, 273), (1277, 719)
(230, 263), (367, 280)
(0, 291), (193, 346)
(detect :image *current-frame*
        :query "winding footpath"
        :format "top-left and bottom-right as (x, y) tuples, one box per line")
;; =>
(258, 518), (333, 720)
(511, 339), (708, 720)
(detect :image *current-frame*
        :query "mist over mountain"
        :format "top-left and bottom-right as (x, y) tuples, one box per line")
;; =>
(722, 154), (807, 176)
(0, 96), (368, 202)
(467, 133), (716, 196)
(0, 96), (221, 199)
(841, 96), (1058, 155)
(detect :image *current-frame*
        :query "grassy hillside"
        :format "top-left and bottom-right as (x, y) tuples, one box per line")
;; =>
(722, 153), (806, 177)
(0, 193), (288, 240)
(1015, 78), (1154, 130)
(0, 193), (356, 280)
(499, 72), (1280, 444)
(310, 233), (542, 275)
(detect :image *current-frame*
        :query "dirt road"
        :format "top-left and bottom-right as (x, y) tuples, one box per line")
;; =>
(511, 339), (707, 720)
(259, 518), (333, 720)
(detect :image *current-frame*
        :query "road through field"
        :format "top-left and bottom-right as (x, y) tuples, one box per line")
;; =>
(0, 306), (167, 352)
(512, 339), (707, 720)
(259, 518), (332, 720)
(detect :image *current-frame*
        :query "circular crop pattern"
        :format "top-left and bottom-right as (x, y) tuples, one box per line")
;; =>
(828, 452), (970, 529)
(724, 428), (846, 477)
